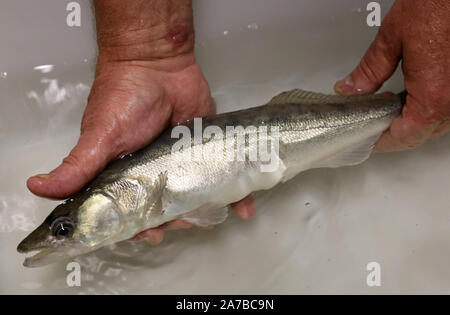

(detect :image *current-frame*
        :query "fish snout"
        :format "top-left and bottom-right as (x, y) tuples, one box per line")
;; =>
(17, 222), (53, 253)
(16, 234), (47, 253)
(17, 239), (29, 253)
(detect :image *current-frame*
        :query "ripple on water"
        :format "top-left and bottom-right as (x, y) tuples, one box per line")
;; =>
(0, 195), (38, 233)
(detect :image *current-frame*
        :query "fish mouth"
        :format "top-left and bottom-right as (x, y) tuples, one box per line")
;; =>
(17, 239), (37, 254)
(17, 236), (61, 267)
(17, 230), (75, 267)
(23, 249), (57, 268)
(19, 240), (75, 268)
(19, 242), (94, 268)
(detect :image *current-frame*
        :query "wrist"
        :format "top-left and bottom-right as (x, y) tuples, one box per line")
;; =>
(94, 0), (194, 64)
(97, 23), (195, 63)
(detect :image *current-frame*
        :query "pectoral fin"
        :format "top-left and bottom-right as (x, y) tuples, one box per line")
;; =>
(130, 172), (168, 222)
(146, 172), (168, 218)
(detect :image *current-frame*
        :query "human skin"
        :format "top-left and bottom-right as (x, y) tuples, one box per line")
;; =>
(334, 0), (450, 151)
(26, 0), (255, 245)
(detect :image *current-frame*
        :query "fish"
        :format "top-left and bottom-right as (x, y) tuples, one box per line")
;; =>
(17, 89), (405, 267)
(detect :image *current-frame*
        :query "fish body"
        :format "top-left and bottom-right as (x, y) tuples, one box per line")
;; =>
(17, 89), (404, 267)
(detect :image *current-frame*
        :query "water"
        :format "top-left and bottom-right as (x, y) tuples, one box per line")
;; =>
(1, 0), (450, 294)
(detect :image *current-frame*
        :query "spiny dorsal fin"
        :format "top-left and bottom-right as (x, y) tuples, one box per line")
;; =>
(268, 89), (389, 105)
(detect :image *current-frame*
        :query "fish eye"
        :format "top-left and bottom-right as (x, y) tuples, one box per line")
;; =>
(51, 217), (74, 238)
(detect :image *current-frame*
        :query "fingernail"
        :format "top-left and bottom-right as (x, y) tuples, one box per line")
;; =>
(335, 75), (354, 93)
(147, 234), (163, 246)
(335, 75), (366, 95)
(33, 173), (52, 180)
(242, 208), (256, 220)
(343, 75), (354, 87)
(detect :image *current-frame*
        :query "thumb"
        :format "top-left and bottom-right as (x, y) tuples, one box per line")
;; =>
(334, 7), (402, 95)
(27, 128), (118, 199)
(374, 93), (441, 152)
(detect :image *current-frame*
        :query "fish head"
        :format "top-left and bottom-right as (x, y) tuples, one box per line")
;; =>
(17, 191), (122, 267)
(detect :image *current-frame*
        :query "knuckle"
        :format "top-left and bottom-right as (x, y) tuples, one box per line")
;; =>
(408, 88), (449, 123)
(392, 132), (424, 150)
(358, 56), (381, 84)
(81, 110), (110, 133)
(356, 29), (399, 86)
(62, 153), (83, 169)
(425, 92), (450, 120)
(62, 152), (92, 181)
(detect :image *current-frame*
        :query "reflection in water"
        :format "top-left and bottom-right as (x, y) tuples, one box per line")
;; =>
(33, 64), (54, 74)
(0, 195), (38, 233)
(247, 23), (259, 30)
(27, 78), (90, 131)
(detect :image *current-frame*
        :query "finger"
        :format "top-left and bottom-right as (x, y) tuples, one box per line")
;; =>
(161, 220), (192, 230)
(334, 6), (402, 95)
(27, 127), (118, 199)
(129, 220), (191, 245)
(432, 119), (450, 138)
(374, 94), (439, 152)
(231, 195), (257, 220)
(131, 228), (164, 245)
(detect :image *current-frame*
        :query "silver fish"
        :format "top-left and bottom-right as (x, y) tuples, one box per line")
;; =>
(17, 89), (405, 267)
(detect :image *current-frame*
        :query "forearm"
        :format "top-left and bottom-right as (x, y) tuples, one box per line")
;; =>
(94, 0), (194, 64)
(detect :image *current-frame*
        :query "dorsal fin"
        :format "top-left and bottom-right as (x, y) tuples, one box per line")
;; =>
(268, 89), (390, 105)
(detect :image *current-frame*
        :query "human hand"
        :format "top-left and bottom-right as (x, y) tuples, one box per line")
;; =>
(27, 0), (256, 245)
(334, 0), (450, 152)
